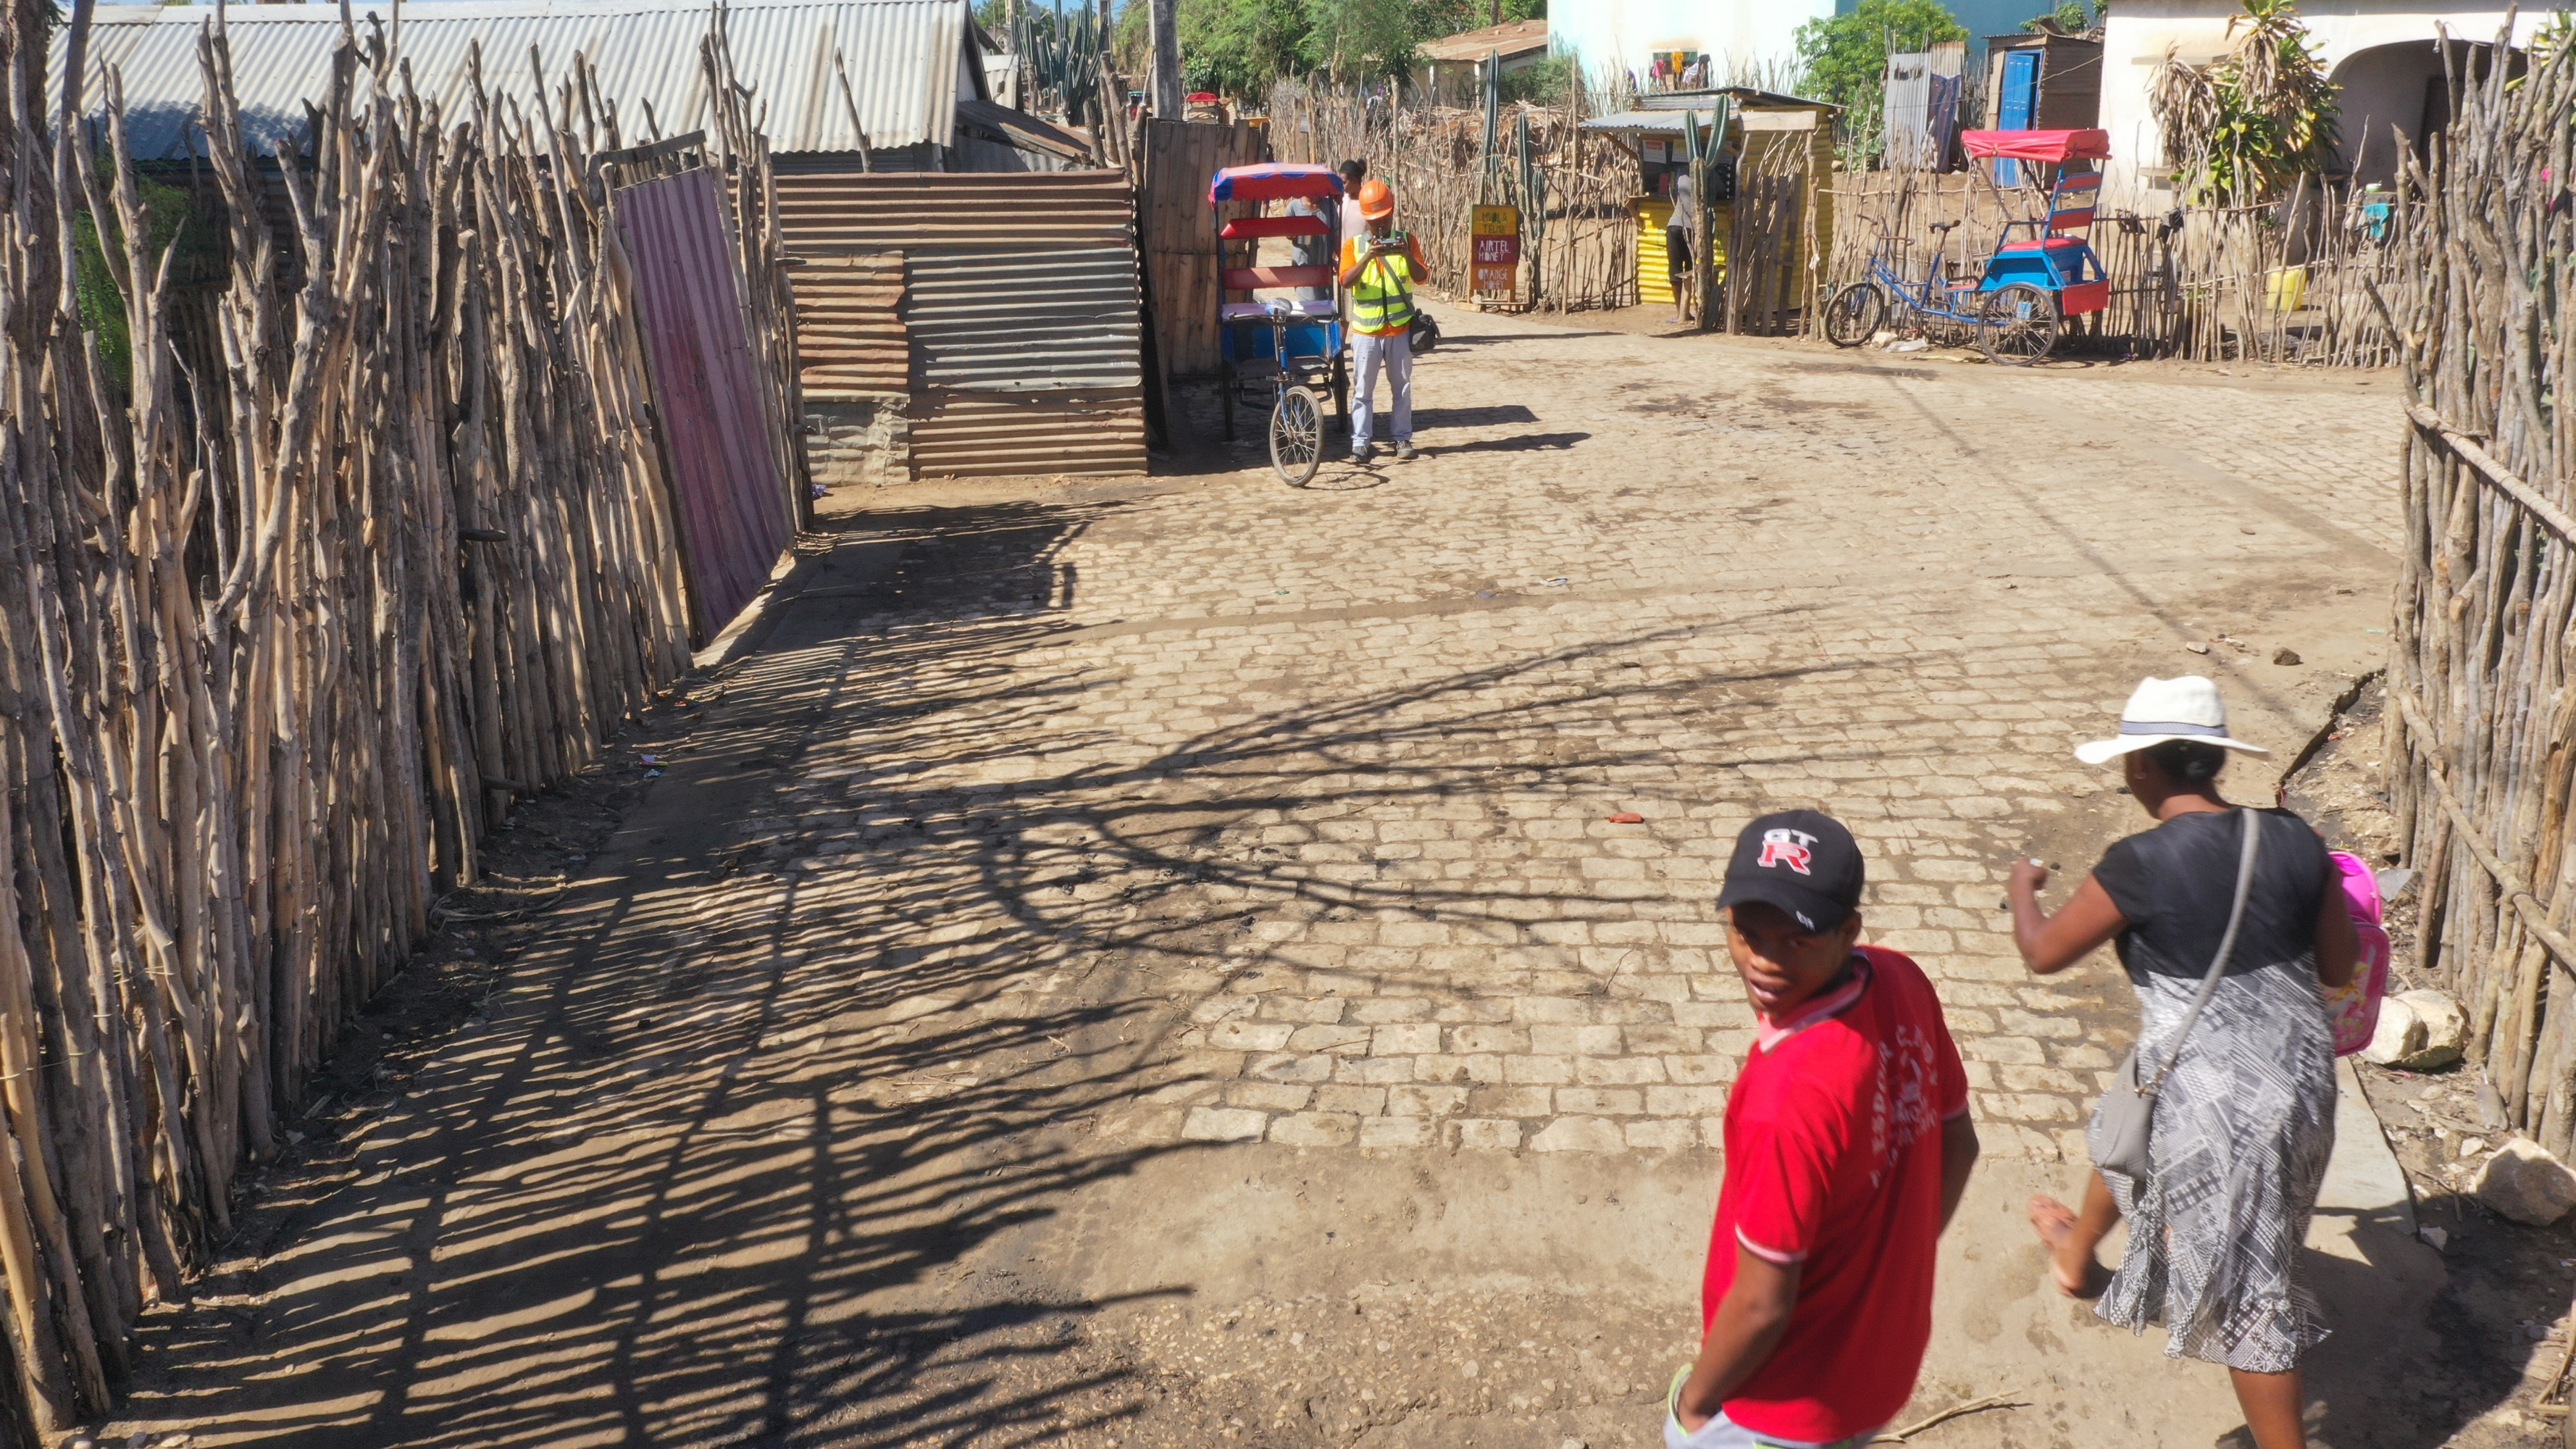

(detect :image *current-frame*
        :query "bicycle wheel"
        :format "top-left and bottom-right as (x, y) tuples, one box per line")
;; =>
(1978, 283), (2059, 367)
(1823, 283), (1884, 348)
(1270, 385), (1324, 487)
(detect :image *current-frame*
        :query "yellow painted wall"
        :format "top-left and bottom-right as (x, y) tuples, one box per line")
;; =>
(1634, 198), (1673, 306)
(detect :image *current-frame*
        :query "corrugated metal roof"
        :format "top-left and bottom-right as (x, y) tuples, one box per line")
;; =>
(1636, 86), (1839, 113)
(53, 0), (982, 161)
(1578, 111), (1717, 135)
(1418, 19), (1547, 64)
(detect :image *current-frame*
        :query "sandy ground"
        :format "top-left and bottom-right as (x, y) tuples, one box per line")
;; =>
(83, 309), (2572, 1449)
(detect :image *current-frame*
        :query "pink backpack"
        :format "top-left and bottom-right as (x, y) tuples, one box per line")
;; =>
(2323, 851), (2393, 1056)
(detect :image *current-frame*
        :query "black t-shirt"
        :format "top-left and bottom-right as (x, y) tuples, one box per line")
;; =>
(2090, 807), (2332, 980)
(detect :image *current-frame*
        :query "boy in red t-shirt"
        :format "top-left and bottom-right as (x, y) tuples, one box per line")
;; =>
(1668, 810), (1981, 1449)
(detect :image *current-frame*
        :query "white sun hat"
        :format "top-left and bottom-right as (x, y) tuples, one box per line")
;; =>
(2074, 675), (2272, 765)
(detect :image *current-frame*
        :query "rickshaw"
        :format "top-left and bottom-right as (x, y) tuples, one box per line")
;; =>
(1210, 163), (1350, 485)
(1823, 128), (2112, 365)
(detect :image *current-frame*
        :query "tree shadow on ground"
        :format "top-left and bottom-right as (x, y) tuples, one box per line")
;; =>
(107, 489), (2485, 1448)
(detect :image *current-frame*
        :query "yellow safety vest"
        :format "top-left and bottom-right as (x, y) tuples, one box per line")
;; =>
(1349, 246), (1416, 333)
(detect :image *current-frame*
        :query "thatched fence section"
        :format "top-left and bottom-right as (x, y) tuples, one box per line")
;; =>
(2381, 32), (2576, 1159)
(0, 2), (801, 1437)
(1825, 167), (2405, 364)
(1268, 83), (1638, 312)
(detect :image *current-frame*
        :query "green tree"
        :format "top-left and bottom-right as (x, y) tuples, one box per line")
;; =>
(72, 157), (219, 401)
(1303, 0), (1423, 83)
(1186, 0), (1310, 95)
(1107, 0), (1546, 99)
(1793, 0), (1967, 114)
(2021, 1), (2091, 32)
(2149, 0), (2338, 201)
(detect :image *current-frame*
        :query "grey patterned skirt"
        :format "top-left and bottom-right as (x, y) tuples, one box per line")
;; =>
(2088, 956), (2338, 1372)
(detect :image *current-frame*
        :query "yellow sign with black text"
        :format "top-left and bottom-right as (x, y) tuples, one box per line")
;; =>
(1471, 205), (1521, 298)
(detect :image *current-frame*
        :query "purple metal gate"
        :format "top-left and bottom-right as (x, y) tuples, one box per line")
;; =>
(616, 167), (791, 639)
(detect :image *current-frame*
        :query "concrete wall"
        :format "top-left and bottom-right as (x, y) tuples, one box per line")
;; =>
(803, 398), (910, 488)
(2097, 0), (2538, 204)
(1550, 0), (1831, 83)
(2333, 40), (2457, 185)
(1552, 0), (2073, 83)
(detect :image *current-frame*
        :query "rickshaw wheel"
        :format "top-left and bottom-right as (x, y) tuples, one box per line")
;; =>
(1220, 362), (1238, 441)
(1823, 283), (1884, 348)
(1978, 283), (2059, 367)
(1271, 385), (1325, 488)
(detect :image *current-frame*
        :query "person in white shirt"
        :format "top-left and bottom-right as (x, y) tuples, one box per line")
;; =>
(1336, 159), (1368, 253)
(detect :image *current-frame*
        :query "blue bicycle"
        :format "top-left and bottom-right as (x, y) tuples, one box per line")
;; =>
(1823, 217), (2059, 365)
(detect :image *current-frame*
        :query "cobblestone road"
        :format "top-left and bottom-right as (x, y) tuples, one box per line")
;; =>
(737, 319), (2400, 1166)
(110, 317), (2422, 1449)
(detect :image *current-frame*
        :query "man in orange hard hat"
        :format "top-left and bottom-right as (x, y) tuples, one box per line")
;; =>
(1337, 177), (1428, 464)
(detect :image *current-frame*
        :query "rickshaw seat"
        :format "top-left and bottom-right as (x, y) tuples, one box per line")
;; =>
(1996, 235), (2089, 255)
(1221, 216), (1333, 239)
(1221, 300), (1337, 322)
(1223, 265), (1334, 291)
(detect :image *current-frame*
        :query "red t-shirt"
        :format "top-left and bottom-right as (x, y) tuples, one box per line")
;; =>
(1702, 945), (1970, 1442)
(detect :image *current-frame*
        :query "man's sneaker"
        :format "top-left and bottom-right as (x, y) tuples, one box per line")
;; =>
(1352, 442), (1375, 464)
(1393, 441), (1418, 462)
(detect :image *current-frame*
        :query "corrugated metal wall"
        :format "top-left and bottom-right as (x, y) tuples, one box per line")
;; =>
(789, 251), (909, 396)
(774, 170), (1145, 478)
(616, 167), (795, 637)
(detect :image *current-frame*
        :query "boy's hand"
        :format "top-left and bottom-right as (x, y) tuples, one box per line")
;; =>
(2009, 857), (2049, 894)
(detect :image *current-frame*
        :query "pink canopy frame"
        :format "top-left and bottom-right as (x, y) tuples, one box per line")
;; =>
(1960, 128), (2111, 163)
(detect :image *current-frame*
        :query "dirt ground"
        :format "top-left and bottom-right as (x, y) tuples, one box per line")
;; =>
(83, 308), (2567, 1449)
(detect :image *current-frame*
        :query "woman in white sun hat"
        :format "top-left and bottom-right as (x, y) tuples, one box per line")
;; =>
(2004, 675), (2359, 1449)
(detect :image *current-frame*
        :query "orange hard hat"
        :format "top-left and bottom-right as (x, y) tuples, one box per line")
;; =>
(1357, 178), (1395, 219)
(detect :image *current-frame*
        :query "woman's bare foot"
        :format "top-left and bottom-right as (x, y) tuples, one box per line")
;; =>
(2028, 1195), (2112, 1298)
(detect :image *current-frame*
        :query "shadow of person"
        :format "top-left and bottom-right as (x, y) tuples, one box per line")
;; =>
(2299, 1195), (2546, 1448)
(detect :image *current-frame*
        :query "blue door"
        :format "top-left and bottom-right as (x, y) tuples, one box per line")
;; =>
(1996, 49), (2038, 185)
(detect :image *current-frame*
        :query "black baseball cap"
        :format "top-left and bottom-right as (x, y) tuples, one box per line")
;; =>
(1715, 809), (1865, 934)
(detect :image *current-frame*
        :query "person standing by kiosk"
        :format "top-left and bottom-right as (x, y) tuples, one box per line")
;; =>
(1337, 178), (1427, 464)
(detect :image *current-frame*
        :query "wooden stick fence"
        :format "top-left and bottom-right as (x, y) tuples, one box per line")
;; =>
(0, 3), (802, 1436)
(1268, 81), (1637, 313)
(2380, 28), (2576, 1160)
(1824, 166), (2406, 364)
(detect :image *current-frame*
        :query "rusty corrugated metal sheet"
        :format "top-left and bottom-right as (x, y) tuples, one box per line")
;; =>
(57, 0), (977, 162)
(902, 248), (1139, 393)
(788, 251), (908, 396)
(774, 170), (1145, 478)
(616, 167), (793, 638)
(908, 391), (1145, 478)
(774, 169), (1132, 248)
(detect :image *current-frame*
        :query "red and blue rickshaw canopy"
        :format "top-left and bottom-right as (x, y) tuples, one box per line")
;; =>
(1210, 163), (1347, 203)
(1960, 128), (2111, 162)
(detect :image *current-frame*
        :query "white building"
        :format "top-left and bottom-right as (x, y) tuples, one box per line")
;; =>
(1550, 0), (1818, 85)
(1550, 0), (2077, 88)
(2099, 0), (2543, 202)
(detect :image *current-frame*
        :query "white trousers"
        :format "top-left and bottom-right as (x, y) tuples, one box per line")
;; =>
(1350, 326), (1413, 446)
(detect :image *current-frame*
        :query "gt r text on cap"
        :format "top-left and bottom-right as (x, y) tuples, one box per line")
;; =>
(1715, 809), (1866, 934)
